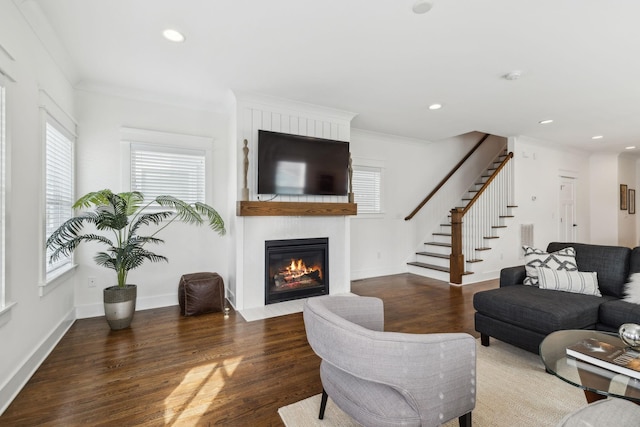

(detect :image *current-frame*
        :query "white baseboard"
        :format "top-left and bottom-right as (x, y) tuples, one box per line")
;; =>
(75, 293), (178, 319)
(0, 308), (75, 416)
(460, 270), (500, 285)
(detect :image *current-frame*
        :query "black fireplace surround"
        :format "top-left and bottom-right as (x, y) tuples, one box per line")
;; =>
(265, 237), (329, 305)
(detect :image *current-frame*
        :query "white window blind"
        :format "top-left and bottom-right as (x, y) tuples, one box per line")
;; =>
(353, 166), (382, 214)
(45, 120), (74, 275)
(130, 143), (205, 204)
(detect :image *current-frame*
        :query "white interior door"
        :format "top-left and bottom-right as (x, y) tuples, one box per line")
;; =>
(559, 177), (577, 242)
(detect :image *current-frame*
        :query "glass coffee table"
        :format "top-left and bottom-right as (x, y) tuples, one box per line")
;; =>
(540, 329), (640, 403)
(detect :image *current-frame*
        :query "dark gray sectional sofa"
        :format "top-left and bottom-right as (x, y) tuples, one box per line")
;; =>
(473, 242), (640, 354)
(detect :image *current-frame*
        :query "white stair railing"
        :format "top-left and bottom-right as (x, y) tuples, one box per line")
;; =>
(450, 153), (514, 283)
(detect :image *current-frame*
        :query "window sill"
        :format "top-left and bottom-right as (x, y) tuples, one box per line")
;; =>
(353, 212), (385, 219)
(0, 301), (17, 328)
(40, 264), (77, 297)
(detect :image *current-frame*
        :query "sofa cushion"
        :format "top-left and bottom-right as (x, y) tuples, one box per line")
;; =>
(547, 242), (631, 298)
(537, 268), (601, 296)
(523, 246), (577, 286)
(598, 299), (640, 329)
(473, 286), (603, 335)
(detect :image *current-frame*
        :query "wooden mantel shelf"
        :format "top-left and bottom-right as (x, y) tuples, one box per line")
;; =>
(237, 201), (357, 216)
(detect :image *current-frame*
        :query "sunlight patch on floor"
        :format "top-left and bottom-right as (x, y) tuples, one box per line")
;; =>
(163, 355), (243, 425)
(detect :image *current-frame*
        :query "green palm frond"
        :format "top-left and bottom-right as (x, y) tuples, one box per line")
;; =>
(73, 189), (113, 209)
(194, 202), (226, 235)
(48, 189), (226, 288)
(129, 235), (165, 246)
(129, 211), (173, 235)
(154, 195), (203, 225)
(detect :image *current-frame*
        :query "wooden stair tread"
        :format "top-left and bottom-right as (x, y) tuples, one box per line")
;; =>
(467, 259), (483, 263)
(425, 241), (452, 247)
(475, 247), (491, 251)
(483, 236), (499, 239)
(433, 232), (451, 237)
(416, 251), (449, 259)
(492, 225), (507, 229)
(500, 215), (515, 218)
(407, 261), (449, 273)
(408, 261), (475, 276)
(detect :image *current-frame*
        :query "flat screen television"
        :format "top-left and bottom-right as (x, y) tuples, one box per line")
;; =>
(257, 130), (349, 196)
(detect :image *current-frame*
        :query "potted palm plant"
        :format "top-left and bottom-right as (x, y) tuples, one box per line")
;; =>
(46, 189), (226, 330)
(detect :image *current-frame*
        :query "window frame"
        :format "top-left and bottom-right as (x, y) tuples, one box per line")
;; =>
(121, 127), (214, 206)
(352, 158), (384, 216)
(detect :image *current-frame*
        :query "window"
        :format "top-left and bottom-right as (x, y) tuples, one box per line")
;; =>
(353, 165), (382, 214)
(45, 119), (74, 278)
(130, 143), (206, 204)
(0, 75), (5, 308)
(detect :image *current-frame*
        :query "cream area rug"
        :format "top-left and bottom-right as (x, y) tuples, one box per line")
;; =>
(279, 339), (588, 426)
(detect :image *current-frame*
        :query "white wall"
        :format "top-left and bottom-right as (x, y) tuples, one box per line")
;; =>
(349, 129), (434, 280)
(618, 155), (637, 248)
(73, 89), (231, 317)
(0, 1), (76, 414)
(589, 153), (620, 245)
(500, 136), (591, 264)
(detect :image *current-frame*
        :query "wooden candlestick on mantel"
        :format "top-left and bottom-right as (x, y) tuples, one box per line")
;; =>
(348, 153), (354, 203)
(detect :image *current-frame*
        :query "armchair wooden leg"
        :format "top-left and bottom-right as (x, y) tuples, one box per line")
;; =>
(458, 411), (472, 427)
(480, 334), (490, 347)
(319, 389), (328, 420)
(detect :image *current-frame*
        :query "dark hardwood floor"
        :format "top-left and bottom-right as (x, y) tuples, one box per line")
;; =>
(1, 273), (497, 426)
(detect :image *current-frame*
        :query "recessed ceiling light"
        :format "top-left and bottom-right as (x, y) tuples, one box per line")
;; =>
(412, 0), (433, 14)
(626, 146), (636, 150)
(592, 135), (604, 140)
(163, 29), (185, 43)
(428, 103), (442, 110)
(539, 119), (553, 125)
(502, 71), (522, 81)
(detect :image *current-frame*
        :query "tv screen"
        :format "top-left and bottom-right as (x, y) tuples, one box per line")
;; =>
(257, 130), (349, 196)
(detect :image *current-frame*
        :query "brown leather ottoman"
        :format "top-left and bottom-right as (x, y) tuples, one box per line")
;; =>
(178, 272), (225, 316)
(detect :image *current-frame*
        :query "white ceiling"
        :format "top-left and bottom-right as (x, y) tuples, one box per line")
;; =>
(24, 0), (640, 152)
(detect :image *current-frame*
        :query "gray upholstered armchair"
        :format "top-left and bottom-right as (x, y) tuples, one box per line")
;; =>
(303, 295), (476, 427)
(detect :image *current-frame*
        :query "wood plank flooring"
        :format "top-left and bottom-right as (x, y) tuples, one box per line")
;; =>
(0, 273), (497, 426)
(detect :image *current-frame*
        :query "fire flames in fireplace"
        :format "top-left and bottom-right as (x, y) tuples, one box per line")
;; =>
(273, 258), (323, 290)
(265, 237), (329, 304)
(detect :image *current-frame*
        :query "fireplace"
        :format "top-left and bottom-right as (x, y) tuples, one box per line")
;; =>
(265, 237), (329, 305)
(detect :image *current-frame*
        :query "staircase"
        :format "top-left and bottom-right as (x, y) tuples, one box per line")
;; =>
(407, 149), (516, 283)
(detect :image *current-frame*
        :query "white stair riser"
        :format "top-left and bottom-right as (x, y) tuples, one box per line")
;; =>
(416, 254), (449, 268)
(431, 234), (451, 244)
(424, 244), (451, 256)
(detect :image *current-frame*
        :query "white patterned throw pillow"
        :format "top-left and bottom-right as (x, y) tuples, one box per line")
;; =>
(537, 268), (601, 296)
(523, 246), (577, 286)
(624, 272), (640, 304)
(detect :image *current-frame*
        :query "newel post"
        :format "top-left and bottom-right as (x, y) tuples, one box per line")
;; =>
(450, 208), (464, 284)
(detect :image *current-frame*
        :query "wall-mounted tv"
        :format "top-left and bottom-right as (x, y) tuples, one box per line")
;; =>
(257, 130), (349, 196)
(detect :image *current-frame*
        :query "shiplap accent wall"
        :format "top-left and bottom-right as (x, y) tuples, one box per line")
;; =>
(239, 97), (353, 203)
(230, 93), (356, 310)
